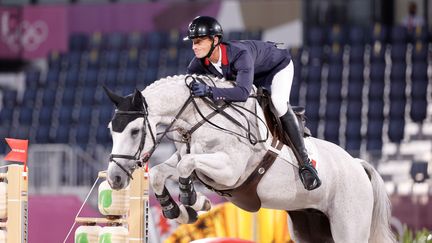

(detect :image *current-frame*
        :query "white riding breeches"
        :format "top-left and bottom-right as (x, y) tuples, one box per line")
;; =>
(270, 61), (294, 117)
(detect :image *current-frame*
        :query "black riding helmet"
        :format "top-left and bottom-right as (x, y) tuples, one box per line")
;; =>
(184, 16), (223, 58)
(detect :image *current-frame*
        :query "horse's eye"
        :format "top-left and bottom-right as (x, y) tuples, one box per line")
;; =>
(131, 129), (140, 137)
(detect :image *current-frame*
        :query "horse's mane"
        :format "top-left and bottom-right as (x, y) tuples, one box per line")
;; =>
(143, 74), (235, 93)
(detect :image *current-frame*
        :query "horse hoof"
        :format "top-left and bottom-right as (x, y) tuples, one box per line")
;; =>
(185, 206), (198, 224)
(202, 199), (212, 211)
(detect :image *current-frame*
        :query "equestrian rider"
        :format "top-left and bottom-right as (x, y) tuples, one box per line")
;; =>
(184, 16), (321, 191)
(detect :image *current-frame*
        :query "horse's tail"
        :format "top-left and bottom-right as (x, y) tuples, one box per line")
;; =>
(360, 160), (396, 243)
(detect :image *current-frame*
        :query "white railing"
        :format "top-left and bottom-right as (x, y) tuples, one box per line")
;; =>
(26, 144), (106, 195)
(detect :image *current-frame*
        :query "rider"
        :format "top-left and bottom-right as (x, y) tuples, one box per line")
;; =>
(184, 16), (321, 191)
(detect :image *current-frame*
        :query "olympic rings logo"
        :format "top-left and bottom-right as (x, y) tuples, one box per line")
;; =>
(1, 12), (49, 53)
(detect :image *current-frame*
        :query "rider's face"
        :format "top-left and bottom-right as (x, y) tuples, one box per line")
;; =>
(192, 37), (213, 58)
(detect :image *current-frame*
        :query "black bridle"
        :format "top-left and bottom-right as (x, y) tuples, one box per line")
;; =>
(109, 95), (194, 180)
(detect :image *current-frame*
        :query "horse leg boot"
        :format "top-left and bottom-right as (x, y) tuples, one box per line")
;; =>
(179, 176), (197, 206)
(155, 186), (180, 219)
(280, 106), (321, 190)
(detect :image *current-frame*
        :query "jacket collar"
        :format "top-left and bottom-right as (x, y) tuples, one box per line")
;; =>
(204, 43), (228, 66)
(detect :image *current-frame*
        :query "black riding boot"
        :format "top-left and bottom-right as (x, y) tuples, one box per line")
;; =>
(280, 106), (321, 190)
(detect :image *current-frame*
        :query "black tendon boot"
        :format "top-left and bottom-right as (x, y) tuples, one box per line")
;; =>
(280, 106), (321, 190)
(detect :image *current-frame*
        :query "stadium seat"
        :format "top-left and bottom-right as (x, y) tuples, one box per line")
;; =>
(412, 42), (428, 63)
(54, 124), (70, 143)
(38, 107), (53, 124)
(328, 64), (343, 83)
(347, 100), (362, 119)
(18, 107), (33, 125)
(305, 64), (322, 83)
(368, 80), (385, 100)
(366, 119), (383, 151)
(307, 26), (325, 46)
(9, 125), (31, 140)
(65, 51), (81, 68)
(65, 68), (80, 86)
(390, 25), (408, 44)
(328, 25), (346, 45)
(35, 125), (51, 143)
(69, 33), (89, 51)
(126, 32), (145, 49)
(75, 124), (90, 144)
(96, 125), (111, 145)
(324, 119), (340, 145)
(307, 46), (324, 65)
(390, 44), (407, 63)
(45, 69), (60, 86)
(389, 79), (406, 101)
(103, 32), (126, 50)
(98, 106), (114, 125)
(84, 68), (99, 85)
(328, 45), (343, 64)
(326, 82), (342, 101)
(389, 100), (406, 119)
(349, 45), (364, 64)
(347, 81), (364, 101)
(2, 89), (17, 107)
(305, 100), (320, 128)
(410, 99), (427, 123)
(367, 100), (384, 120)
(390, 62), (406, 80)
(306, 82), (321, 102)
(61, 89), (76, 107)
(25, 69), (41, 89)
(77, 107), (93, 124)
(81, 88), (97, 106)
(370, 23), (388, 44)
(58, 108), (73, 124)
(388, 119), (405, 143)
(0, 108), (14, 125)
(348, 26), (365, 45)
(345, 119), (362, 150)
(325, 100), (341, 120)
(42, 89), (57, 107)
(146, 31), (168, 49)
(348, 63), (364, 83)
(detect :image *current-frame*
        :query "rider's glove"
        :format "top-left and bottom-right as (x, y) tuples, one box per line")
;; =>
(191, 81), (213, 98)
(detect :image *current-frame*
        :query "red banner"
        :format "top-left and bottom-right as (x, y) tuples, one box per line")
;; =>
(4, 138), (28, 165)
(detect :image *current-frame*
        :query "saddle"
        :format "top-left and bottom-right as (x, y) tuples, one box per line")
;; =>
(256, 88), (311, 141)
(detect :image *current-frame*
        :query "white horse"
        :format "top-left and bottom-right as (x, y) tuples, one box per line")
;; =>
(104, 74), (395, 243)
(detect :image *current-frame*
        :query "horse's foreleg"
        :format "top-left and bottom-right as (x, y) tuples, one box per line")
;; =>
(149, 154), (182, 220)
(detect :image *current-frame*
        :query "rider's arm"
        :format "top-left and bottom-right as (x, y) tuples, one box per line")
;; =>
(211, 50), (254, 102)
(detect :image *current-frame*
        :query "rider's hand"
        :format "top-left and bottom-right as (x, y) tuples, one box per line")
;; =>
(191, 81), (213, 97)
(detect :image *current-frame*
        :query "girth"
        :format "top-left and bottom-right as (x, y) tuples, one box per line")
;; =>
(202, 137), (284, 212)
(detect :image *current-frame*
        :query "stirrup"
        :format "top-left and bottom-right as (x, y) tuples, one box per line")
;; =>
(299, 163), (321, 191)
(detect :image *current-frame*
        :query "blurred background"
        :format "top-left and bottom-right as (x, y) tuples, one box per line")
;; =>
(0, 0), (431, 242)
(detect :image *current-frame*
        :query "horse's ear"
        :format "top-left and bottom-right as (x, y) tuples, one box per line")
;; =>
(103, 85), (124, 107)
(132, 89), (144, 109)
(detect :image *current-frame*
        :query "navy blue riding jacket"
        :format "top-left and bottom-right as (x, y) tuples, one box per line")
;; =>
(187, 40), (291, 102)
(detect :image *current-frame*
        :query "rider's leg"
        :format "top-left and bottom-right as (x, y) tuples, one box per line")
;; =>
(271, 61), (321, 190)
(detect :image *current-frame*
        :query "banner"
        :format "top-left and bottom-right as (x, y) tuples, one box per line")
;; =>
(4, 138), (28, 171)
(0, 5), (67, 60)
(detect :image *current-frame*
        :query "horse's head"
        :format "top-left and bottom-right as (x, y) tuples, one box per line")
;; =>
(104, 87), (155, 190)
